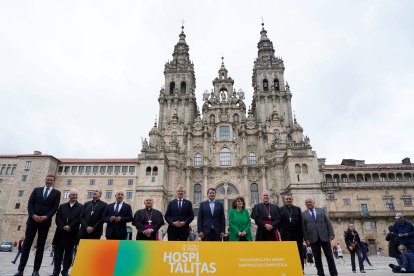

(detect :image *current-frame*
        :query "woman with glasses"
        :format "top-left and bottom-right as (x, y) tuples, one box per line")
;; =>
(228, 197), (252, 241)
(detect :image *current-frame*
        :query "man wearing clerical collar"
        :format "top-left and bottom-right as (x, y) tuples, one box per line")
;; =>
(279, 194), (304, 269)
(251, 190), (281, 241)
(133, 197), (164, 240)
(79, 189), (107, 240)
(51, 189), (83, 276)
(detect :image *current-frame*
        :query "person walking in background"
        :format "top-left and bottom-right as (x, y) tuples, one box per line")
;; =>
(393, 213), (414, 252)
(13, 175), (61, 276)
(360, 238), (373, 266)
(302, 197), (338, 276)
(306, 245), (314, 266)
(11, 237), (24, 264)
(344, 223), (365, 273)
(386, 225), (400, 258)
(336, 243), (345, 264)
(228, 196), (252, 241)
(164, 185), (194, 241)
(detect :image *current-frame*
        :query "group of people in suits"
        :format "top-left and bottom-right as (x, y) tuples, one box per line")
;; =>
(13, 174), (339, 276)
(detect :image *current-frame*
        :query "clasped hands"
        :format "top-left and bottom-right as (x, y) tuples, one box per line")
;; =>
(237, 231), (247, 237)
(32, 215), (48, 223)
(143, 228), (154, 237)
(172, 221), (186, 228)
(109, 216), (122, 222)
(264, 223), (273, 231)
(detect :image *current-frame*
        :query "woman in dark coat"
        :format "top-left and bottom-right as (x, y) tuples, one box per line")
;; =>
(344, 223), (365, 273)
(386, 225), (400, 258)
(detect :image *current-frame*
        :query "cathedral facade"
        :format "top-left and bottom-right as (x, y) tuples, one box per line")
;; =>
(0, 25), (413, 254)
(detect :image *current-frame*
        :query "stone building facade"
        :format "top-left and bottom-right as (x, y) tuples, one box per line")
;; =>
(0, 25), (412, 254)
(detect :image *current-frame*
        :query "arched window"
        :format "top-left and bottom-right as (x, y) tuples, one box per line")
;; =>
(169, 81), (175, 94)
(251, 183), (259, 205)
(295, 164), (301, 174)
(302, 164), (308, 174)
(216, 184), (225, 194)
(146, 166), (151, 176)
(180, 81), (186, 94)
(249, 153), (257, 166)
(227, 184), (238, 194)
(194, 154), (202, 167)
(219, 126), (230, 140)
(219, 148), (231, 166)
(274, 78), (280, 91)
(194, 184), (201, 204)
(152, 166), (158, 176)
(263, 79), (269, 91)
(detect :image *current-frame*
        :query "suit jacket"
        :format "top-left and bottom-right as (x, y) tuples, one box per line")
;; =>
(103, 202), (133, 239)
(165, 198), (194, 234)
(80, 199), (107, 238)
(197, 200), (225, 236)
(52, 201), (83, 246)
(302, 208), (334, 243)
(27, 186), (61, 227)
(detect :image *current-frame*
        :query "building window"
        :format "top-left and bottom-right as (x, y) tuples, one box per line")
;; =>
(87, 191), (93, 199)
(105, 191), (112, 200)
(93, 166), (99, 173)
(21, 175), (28, 181)
(219, 126), (230, 140)
(227, 184), (238, 194)
(18, 190), (24, 197)
(343, 198), (351, 205)
(326, 192), (335, 200)
(108, 179), (113, 185)
(11, 165), (17, 175)
(64, 190), (70, 199)
(152, 166), (158, 176)
(71, 166), (77, 173)
(58, 166), (63, 173)
(302, 164), (308, 174)
(114, 166), (121, 173)
(403, 197), (412, 206)
(263, 79), (269, 91)
(126, 191), (133, 200)
(24, 161), (32, 171)
(17, 225), (21, 231)
(89, 179), (95, 185)
(219, 148), (231, 166)
(146, 167), (151, 176)
(85, 166), (92, 174)
(274, 78), (280, 91)
(122, 166), (128, 173)
(194, 184), (201, 204)
(100, 166), (106, 173)
(251, 183), (259, 205)
(364, 221), (375, 230)
(361, 203), (369, 216)
(66, 179), (72, 186)
(78, 166), (85, 173)
(385, 198), (395, 212)
(129, 166), (135, 173)
(194, 154), (202, 167)
(180, 81), (186, 94)
(64, 166), (70, 173)
(248, 153), (257, 166)
(217, 185), (225, 194)
(151, 176), (156, 183)
(169, 81), (175, 94)
(107, 166), (113, 173)
(15, 203), (20, 209)
(128, 179), (134, 186)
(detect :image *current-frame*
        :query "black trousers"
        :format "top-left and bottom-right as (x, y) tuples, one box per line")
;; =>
(311, 239), (338, 276)
(18, 221), (51, 272)
(203, 230), (221, 241)
(53, 244), (75, 275)
(168, 230), (189, 241)
(350, 247), (364, 272)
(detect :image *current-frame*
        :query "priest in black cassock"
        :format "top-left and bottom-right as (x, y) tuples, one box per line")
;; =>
(251, 190), (281, 241)
(279, 194), (304, 269)
(133, 197), (164, 240)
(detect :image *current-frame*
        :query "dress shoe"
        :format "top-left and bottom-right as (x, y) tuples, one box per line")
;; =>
(13, 271), (23, 276)
(360, 270), (366, 273)
(11, 261), (16, 264)
(32, 271), (40, 276)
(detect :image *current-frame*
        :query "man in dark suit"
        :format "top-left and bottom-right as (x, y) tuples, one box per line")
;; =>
(165, 185), (194, 241)
(79, 189), (107, 239)
(14, 175), (61, 276)
(103, 190), (133, 240)
(279, 194), (304, 269)
(302, 197), (337, 276)
(197, 187), (225, 241)
(52, 189), (83, 276)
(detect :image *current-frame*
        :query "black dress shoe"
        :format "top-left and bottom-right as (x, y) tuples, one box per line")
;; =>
(13, 271), (23, 276)
(32, 271), (40, 276)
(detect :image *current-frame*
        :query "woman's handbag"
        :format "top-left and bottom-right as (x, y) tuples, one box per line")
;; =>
(349, 242), (356, 251)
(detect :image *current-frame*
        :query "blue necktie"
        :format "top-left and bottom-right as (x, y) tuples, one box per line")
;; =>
(209, 201), (215, 215)
(115, 203), (120, 214)
(311, 209), (316, 221)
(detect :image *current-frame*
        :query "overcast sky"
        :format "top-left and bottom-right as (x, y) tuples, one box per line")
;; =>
(1, 0), (413, 164)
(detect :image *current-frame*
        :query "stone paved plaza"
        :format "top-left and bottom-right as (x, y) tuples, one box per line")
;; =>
(0, 250), (400, 276)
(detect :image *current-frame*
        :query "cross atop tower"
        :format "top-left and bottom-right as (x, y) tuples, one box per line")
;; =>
(181, 19), (185, 31)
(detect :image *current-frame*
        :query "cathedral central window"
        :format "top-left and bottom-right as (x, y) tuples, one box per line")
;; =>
(219, 126), (230, 140)
(219, 148), (231, 166)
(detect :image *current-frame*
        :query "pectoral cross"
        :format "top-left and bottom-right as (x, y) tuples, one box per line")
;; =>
(148, 219), (152, 225)
(90, 211), (94, 216)
(268, 214), (271, 219)
(289, 217), (292, 223)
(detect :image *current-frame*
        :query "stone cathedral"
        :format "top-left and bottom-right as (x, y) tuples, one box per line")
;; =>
(1, 24), (413, 254)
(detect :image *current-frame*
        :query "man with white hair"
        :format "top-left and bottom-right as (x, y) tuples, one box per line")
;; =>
(133, 197), (164, 240)
(51, 189), (83, 276)
(251, 190), (281, 241)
